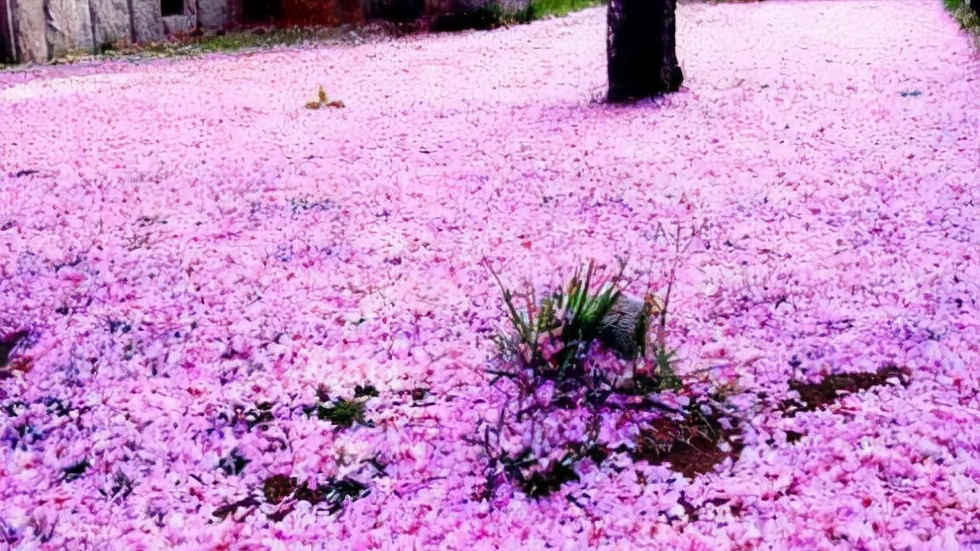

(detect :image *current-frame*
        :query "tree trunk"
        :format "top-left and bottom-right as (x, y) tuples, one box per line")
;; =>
(607, 0), (683, 103)
(972, 0), (979, 15)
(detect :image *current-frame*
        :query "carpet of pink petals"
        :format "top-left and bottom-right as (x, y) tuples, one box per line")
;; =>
(2, 0), (980, 548)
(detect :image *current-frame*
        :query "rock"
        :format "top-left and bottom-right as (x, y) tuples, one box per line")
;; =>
(10, 0), (47, 61)
(45, 0), (94, 57)
(131, 0), (163, 43)
(197, 0), (228, 29)
(90, 0), (132, 48)
(162, 14), (194, 35)
(599, 294), (662, 360)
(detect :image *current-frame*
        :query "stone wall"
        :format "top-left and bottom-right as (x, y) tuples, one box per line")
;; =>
(1, 0), (533, 63)
(10, 0), (48, 62)
(90, 0), (132, 48)
(2, 0), (175, 61)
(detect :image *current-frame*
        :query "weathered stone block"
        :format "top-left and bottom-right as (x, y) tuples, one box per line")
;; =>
(10, 0), (47, 61)
(131, 0), (163, 43)
(197, 0), (227, 29)
(45, 0), (94, 57)
(90, 0), (131, 47)
(162, 14), (193, 34)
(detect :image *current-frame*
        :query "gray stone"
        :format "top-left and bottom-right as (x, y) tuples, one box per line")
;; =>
(599, 294), (659, 360)
(161, 14), (193, 35)
(90, 0), (131, 48)
(10, 0), (46, 61)
(196, 0), (226, 30)
(45, 0), (94, 57)
(131, 0), (162, 43)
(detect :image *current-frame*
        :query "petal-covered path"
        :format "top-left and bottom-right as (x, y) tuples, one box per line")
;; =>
(2, 0), (979, 549)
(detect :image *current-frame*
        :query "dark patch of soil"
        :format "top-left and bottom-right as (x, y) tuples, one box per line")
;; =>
(780, 365), (911, 417)
(631, 410), (743, 478)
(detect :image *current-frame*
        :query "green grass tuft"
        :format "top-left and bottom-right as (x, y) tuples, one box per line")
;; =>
(528, 0), (605, 19)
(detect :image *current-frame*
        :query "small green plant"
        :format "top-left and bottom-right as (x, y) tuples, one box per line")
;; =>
(303, 387), (375, 428)
(490, 260), (679, 388)
(490, 260), (629, 379)
(305, 86), (345, 109)
(476, 261), (720, 500)
(307, 398), (370, 427)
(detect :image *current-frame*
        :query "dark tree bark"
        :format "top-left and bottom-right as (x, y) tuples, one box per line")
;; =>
(607, 0), (683, 103)
(972, 0), (979, 15)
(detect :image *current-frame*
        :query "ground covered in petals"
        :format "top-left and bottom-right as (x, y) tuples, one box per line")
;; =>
(2, 0), (980, 549)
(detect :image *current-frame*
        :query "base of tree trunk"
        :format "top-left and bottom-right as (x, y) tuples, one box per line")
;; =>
(607, 0), (683, 103)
